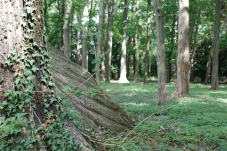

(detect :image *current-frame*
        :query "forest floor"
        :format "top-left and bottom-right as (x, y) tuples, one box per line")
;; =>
(66, 81), (227, 151)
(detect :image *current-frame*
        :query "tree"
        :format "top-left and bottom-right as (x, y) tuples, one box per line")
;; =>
(176, 0), (190, 95)
(118, 0), (129, 83)
(144, 0), (152, 84)
(95, 0), (104, 84)
(105, 0), (114, 83)
(0, 0), (133, 149)
(133, 0), (140, 82)
(211, 0), (221, 90)
(152, 0), (166, 105)
(63, 0), (71, 58)
(82, 0), (89, 70)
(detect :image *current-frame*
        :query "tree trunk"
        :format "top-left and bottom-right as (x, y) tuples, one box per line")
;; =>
(211, 0), (221, 90)
(77, 14), (82, 65)
(95, 0), (104, 84)
(105, 0), (114, 83)
(82, 0), (89, 70)
(49, 44), (134, 131)
(118, 0), (129, 83)
(176, 0), (190, 95)
(0, 0), (91, 150)
(205, 53), (212, 83)
(63, 0), (71, 58)
(144, 0), (151, 84)
(133, 0), (139, 82)
(153, 0), (166, 105)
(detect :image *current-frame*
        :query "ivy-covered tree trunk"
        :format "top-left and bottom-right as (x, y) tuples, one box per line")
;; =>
(0, 0), (91, 150)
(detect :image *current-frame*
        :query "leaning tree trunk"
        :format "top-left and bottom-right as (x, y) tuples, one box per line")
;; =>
(48, 44), (134, 131)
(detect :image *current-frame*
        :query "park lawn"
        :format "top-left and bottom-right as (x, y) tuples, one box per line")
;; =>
(98, 82), (227, 151)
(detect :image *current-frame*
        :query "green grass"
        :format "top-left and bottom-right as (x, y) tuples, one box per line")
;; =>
(99, 82), (227, 151)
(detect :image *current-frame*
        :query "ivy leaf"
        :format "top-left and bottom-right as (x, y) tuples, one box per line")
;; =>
(31, 65), (39, 72)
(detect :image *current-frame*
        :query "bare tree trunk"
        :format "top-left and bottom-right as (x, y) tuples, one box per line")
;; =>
(153, 0), (166, 105)
(118, 0), (129, 83)
(105, 0), (114, 83)
(63, 0), (71, 58)
(144, 0), (151, 84)
(49, 44), (134, 131)
(76, 15), (82, 65)
(211, 0), (221, 90)
(205, 53), (212, 83)
(82, 0), (89, 70)
(176, 0), (190, 95)
(133, 0), (139, 82)
(95, 0), (104, 84)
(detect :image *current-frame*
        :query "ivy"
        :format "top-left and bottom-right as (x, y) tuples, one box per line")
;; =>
(0, 0), (80, 150)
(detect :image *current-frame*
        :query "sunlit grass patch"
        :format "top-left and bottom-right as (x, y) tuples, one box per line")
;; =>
(100, 82), (227, 150)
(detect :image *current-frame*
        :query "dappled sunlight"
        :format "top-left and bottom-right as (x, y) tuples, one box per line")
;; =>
(123, 102), (150, 107)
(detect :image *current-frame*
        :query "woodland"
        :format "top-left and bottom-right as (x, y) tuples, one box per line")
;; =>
(0, 0), (227, 150)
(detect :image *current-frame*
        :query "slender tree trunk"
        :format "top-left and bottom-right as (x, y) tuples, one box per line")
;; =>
(95, 0), (104, 84)
(76, 15), (82, 65)
(205, 53), (212, 83)
(63, 0), (70, 58)
(176, 0), (190, 95)
(105, 0), (114, 83)
(133, 0), (139, 82)
(144, 0), (151, 84)
(153, 0), (166, 105)
(118, 0), (129, 83)
(211, 0), (221, 90)
(82, 0), (89, 70)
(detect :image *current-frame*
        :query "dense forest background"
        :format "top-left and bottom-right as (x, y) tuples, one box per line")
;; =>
(44, 0), (227, 84)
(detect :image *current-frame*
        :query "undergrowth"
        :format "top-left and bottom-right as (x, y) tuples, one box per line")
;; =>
(98, 82), (227, 151)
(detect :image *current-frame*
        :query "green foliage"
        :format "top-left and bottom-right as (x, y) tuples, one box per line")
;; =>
(1, 0), (80, 150)
(99, 83), (227, 150)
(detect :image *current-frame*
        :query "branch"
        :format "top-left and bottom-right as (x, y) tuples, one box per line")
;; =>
(120, 105), (177, 143)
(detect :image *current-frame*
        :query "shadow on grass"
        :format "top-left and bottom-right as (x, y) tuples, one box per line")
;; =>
(100, 82), (227, 150)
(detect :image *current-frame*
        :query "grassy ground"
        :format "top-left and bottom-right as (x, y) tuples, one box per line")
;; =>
(97, 82), (227, 151)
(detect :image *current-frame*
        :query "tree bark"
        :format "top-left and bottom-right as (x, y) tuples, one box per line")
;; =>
(133, 0), (139, 82)
(119, 0), (129, 83)
(211, 0), (221, 90)
(176, 0), (190, 95)
(95, 0), (104, 84)
(48, 44), (134, 131)
(63, 0), (71, 58)
(153, 0), (166, 105)
(144, 0), (151, 84)
(105, 0), (114, 83)
(82, 0), (89, 70)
